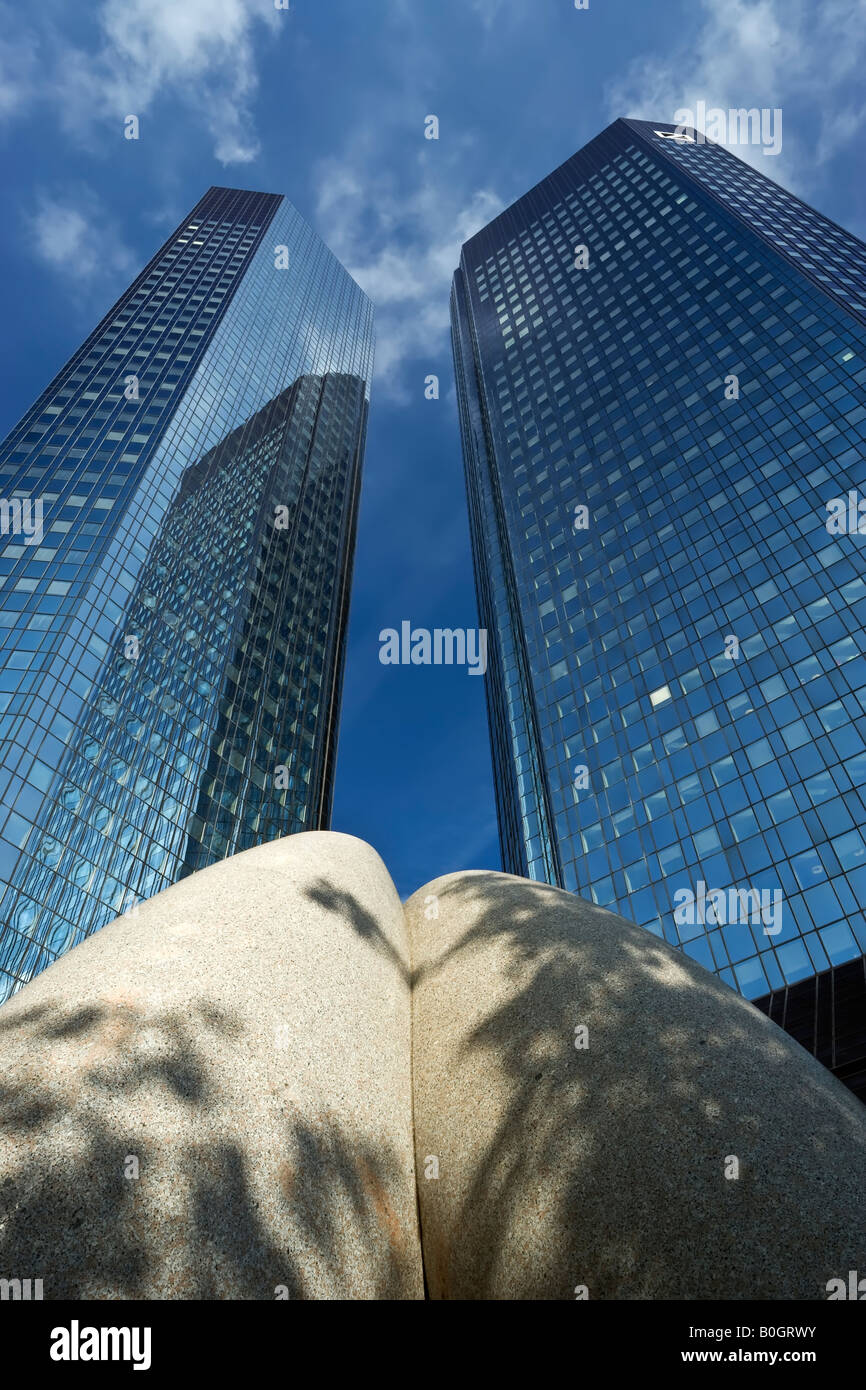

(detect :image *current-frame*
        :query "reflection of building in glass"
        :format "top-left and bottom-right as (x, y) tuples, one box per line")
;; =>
(10, 372), (368, 928)
(451, 119), (866, 1078)
(177, 374), (368, 874)
(0, 188), (374, 999)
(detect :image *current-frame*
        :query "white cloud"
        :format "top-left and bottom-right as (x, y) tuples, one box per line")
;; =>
(26, 188), (138, 301)
(606, 0), (866, 187)
(388, 0), (525, 33)
(468, 0), (511, 30)
(315, 144), (503, 400)
(0, 22), (39, 118)
(0, 0), (279, 164)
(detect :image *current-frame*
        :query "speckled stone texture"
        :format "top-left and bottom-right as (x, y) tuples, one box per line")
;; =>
(0, 832), (423, 1299)
(406, 870), (866, 1300)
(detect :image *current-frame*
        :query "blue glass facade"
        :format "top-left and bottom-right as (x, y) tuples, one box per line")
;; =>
(452, 118), (866, 1002)
(0, 186), (374, 1000)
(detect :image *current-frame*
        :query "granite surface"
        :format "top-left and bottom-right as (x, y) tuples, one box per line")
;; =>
(3, 840), (864, 1301)
(0, 831), (423, 1299)
(406, 869), (866, 1300)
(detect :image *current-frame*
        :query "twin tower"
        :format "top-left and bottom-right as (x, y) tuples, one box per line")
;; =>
(1, 119), (866, 1100)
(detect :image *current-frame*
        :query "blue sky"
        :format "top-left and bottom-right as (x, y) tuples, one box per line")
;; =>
(1, 0), (865, 895)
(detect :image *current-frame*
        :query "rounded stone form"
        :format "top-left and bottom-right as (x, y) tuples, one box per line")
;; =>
(0, 832), (423, 1299)
(406, 870), (866, 1300)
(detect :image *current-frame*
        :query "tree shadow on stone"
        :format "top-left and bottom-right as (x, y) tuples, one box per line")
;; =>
(304, 876), (412, 986)
(0, 994), (418, 1299)
(413, 872), (866, 1300)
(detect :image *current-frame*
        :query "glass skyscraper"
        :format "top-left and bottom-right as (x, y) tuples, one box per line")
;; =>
(0, 186), (374, 1000)
(452, 119), (866, 1059)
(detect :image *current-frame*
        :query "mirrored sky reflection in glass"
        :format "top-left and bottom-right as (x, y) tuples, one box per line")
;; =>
(452, 119), (866, 1001)
(0, 187), (374, 1000)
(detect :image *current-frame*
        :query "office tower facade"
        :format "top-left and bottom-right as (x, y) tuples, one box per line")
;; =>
(0, 186), (374, 1000)
(452, 119), (866, 1077)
